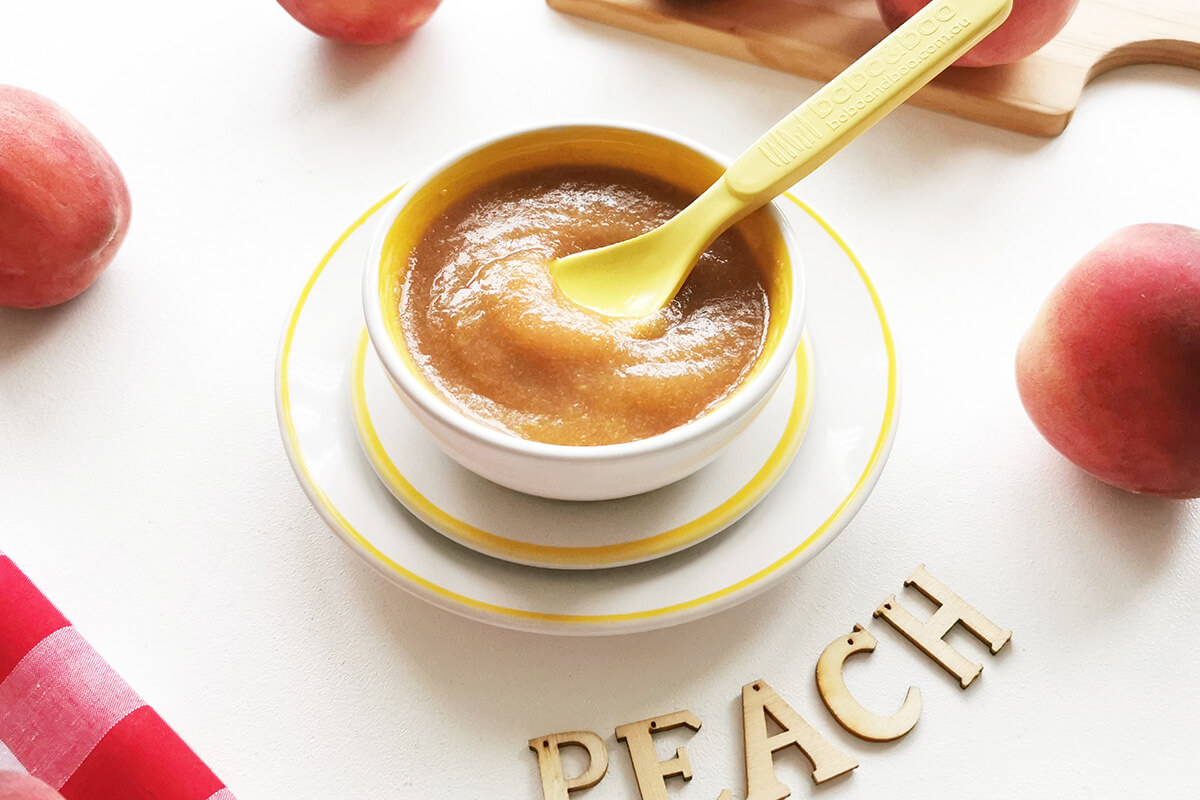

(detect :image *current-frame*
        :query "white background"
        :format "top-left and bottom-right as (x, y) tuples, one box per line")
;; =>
(2, 1), (1198, 797)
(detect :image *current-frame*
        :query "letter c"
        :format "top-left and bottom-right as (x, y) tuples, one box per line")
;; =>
(815, 625), (922, 742)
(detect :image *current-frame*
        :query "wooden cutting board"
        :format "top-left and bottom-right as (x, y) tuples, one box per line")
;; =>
(545, 0), (1200, 136)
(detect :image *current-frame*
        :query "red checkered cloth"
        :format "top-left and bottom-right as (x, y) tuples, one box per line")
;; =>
(0, 551), (235, 799)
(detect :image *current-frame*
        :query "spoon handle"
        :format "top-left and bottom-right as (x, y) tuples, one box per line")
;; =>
(724, 0), (1012, 203)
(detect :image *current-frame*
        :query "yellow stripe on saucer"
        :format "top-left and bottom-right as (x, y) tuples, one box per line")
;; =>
(350, 329), (814, 568)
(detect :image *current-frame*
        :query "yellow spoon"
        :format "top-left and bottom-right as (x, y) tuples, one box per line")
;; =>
(550, 0), (1013, 317)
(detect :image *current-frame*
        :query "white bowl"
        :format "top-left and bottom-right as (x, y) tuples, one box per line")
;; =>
(362, 122), (805, 501)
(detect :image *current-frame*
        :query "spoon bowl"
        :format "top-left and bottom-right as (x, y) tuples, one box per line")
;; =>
(551, 0), (1013, 317)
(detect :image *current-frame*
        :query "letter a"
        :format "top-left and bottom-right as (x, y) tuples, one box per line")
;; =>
(741, 680), (857, 800)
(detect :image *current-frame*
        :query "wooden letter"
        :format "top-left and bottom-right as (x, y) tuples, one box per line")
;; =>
(528, 731), (609, 800)
(815, 624), (922, 742)
(615, 710), (701, 800)
(741, 679), (858, 800)
(874, 564), (1013, 689)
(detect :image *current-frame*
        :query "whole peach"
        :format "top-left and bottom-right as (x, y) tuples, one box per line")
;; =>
(276, 0), (443, 43)
(0, 772), (65, 800)
(1016, 224), (1200, 498)
(875, 0), (1079, 67)
(0, 86), (131, 309)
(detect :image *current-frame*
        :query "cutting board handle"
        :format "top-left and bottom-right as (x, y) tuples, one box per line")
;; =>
(1087, 2), (1200, 78)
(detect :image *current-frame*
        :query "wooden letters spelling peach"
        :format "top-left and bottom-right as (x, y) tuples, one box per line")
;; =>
(528, 565), (1012, 800)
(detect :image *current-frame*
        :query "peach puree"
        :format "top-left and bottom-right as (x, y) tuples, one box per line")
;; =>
(396, 165), (770, 446)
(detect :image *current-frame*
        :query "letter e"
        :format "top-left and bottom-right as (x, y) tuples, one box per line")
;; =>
(615, 711), (702, 800)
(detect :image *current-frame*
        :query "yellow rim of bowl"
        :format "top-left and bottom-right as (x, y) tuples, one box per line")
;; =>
(374, 126), (797, 440)
(278, 189), (898, 626)
(350, 327), (815, 568)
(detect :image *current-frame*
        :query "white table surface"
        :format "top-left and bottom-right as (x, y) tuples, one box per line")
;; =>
(2, 1), (1198, 797)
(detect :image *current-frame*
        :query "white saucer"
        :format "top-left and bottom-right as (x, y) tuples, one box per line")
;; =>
(275, 191), (898, 636)
(351, 328), (815, 569)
